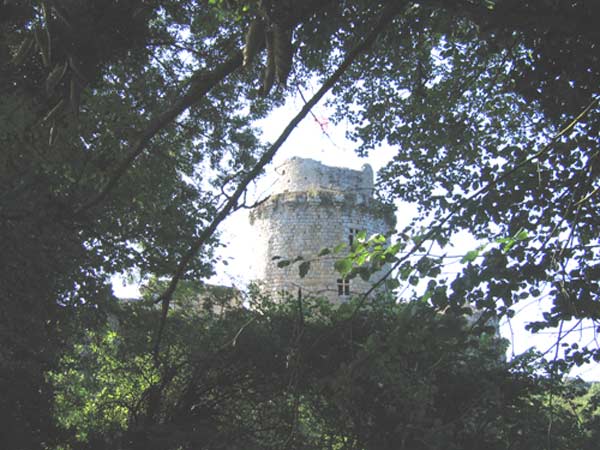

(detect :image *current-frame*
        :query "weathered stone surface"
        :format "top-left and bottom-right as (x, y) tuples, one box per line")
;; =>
(250, 158), (396, 302)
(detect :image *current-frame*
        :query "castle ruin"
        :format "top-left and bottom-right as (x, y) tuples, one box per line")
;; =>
(249, 157), (396, 302)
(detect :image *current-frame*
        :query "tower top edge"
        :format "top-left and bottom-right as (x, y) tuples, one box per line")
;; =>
(271, 157), (374, 197)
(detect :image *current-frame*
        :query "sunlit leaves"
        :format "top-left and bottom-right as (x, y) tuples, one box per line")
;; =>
(49, 326), (158, 441)
(334, 257), (353, 276)
(459, 229), (529, 264)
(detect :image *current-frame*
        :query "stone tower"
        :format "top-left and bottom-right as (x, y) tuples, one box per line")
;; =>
(249, 157), (396, 302)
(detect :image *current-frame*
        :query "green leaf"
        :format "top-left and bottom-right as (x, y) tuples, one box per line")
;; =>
(333, 243), (347, 253)
(514, 229), (529, 241)
(318, 248), (331, 256)
(277, 260), (291, 268)
(460, 249), (480, 264)
(497, 229), (529, 253)
(356, 230), (367, 242)
(400, 266), (412, 281)
(298, 261), (311, 278)
(385, 278), (400, 290)
(421, 290), (432, 302)
(334, 258), (352, 275)
(502, 240), (516, 253)
(385, 242), (402, 256)
(355, 251), (369, 266)
(369, 233), (386, 244)
(412, 233), (425, 246)
(358, 267), (371, 281)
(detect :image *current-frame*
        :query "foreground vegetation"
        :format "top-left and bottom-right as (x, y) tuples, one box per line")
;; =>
(50, 290), (600, 450)
(1, 1), (599, 448)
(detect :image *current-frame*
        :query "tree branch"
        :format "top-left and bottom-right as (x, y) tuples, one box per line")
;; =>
(76, 51), (244, 214)
(353, 95), (600, 318)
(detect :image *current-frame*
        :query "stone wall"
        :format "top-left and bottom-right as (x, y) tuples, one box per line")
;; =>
(249, 158), (395, 303)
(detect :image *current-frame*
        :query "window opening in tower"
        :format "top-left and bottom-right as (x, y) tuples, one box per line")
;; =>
(337, 278), (350, 296)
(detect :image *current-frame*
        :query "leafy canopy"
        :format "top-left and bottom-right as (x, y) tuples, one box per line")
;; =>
(1, 0), (599, 448)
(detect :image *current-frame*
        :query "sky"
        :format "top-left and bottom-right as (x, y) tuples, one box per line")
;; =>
(114, 87), (600, 381)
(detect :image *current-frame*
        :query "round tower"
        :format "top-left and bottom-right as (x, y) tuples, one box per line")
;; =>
(249, 157), (396, 302)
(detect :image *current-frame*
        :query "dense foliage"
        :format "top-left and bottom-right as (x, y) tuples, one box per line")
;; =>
(50, 292), (600, 450)
(1, 0), (599, 448)
(328, 0), (600, 365)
